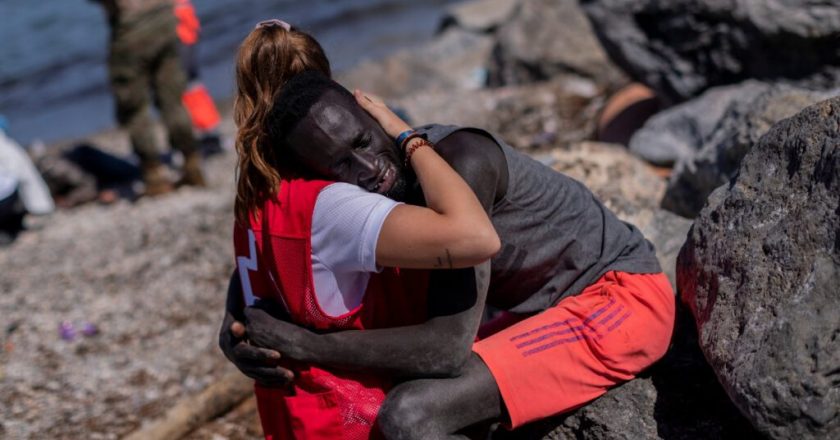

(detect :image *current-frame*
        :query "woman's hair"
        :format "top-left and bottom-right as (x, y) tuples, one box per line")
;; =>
(234, 23), (331, 223)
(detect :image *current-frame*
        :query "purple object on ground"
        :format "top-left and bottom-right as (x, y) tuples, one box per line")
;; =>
(81, 322), (99, 337)
(59, 321), (76, 341)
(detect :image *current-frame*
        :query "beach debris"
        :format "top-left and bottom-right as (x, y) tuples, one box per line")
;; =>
(80, 322), (99, 337)
(59, 321), (76, 341)
(122, 372), (253, 440)
(58, 321), (101, 341)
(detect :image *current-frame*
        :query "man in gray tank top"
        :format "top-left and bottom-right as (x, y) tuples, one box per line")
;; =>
(220, 74), (675, 438)
(416, 124), (662, 313)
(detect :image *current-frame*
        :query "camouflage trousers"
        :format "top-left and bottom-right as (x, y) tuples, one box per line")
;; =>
(108, 6), (196, 168)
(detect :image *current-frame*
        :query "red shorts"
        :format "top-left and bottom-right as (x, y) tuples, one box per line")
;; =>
(473, 271), (675, 428)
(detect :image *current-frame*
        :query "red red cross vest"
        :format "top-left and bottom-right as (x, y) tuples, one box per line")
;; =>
(233, 178), (428, 440)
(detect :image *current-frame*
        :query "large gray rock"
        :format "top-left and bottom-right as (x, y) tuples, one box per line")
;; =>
(629, 80), (771, 167)
(580, 0), (840, 104)
(488, 0), (625, 88)
(678, 97), (840, 438)
(550, 141), (665, 213)
(660, 83), (836, 218)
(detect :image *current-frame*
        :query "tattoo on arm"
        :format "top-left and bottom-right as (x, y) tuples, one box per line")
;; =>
(433, 249), (454, 269)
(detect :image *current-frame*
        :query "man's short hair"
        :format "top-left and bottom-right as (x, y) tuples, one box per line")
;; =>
(266, 70), (352, 148)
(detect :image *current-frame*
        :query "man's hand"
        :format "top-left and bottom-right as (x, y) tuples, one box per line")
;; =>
(219, 273), (294, 387)
(242, 305), (311, 362)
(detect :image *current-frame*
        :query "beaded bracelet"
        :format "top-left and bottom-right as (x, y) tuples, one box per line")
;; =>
(404, 138), (433, 166)
(399, 132), (426, 151)
(395, 129), (415, 148)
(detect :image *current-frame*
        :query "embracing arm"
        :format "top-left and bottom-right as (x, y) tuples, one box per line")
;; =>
(245, 262), (489, 378)
(353, 91), (500, 269)
(242, 130), (509, 378)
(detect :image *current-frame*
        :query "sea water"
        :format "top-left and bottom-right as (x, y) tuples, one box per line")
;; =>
(0, 0), (462, 144)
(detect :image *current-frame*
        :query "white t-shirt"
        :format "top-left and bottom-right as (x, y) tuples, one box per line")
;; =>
(310, 182), (401, 317)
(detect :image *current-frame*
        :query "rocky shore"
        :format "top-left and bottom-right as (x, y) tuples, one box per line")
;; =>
(1, 0), (838, 439)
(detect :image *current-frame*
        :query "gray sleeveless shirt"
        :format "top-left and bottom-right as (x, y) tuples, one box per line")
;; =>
(415, 124), (662, 314)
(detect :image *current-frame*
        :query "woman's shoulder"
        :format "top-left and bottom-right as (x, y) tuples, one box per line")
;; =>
(313, 182), (400, 221)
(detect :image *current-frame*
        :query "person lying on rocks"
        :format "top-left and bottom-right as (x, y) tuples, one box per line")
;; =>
(220, 22), (676, 440)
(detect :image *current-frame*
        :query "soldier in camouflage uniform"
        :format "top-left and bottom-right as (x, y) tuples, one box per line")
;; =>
(91, 0), (205, 195)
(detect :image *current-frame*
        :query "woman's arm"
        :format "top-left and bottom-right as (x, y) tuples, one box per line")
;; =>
(239, 131), (508, 378)
(353, 91), (500, 269)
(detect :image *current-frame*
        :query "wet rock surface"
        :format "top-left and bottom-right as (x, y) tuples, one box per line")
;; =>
(488, 0), (625, 88)
(659, 83), (835, 218)
(580, 0), (840, 104)
(678, 97), (840, 439)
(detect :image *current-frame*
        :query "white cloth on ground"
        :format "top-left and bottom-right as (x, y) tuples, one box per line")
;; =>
(0, 172), (17, 201)
(0, 131), (54, 215)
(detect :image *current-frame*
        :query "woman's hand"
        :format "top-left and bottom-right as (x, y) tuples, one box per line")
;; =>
(350, 90), (501, 270)
(353, 89), (410, 139)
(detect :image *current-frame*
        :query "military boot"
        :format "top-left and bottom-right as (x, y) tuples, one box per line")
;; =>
(178, 152), (206, 187)
(142, 163), (174, 197)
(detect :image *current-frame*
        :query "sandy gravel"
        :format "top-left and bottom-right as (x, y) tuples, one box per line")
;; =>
(0, 151), (251, 439)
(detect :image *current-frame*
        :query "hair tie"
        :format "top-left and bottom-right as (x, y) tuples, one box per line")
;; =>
(255, 19), (291, 31)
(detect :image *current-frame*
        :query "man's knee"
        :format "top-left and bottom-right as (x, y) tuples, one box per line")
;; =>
(378, 386), (438, 440)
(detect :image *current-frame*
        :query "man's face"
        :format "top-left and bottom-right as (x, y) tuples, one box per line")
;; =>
(285, 89), (411, 200)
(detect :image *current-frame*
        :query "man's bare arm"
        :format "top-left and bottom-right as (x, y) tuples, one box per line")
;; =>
(245, 262), (489, 378)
